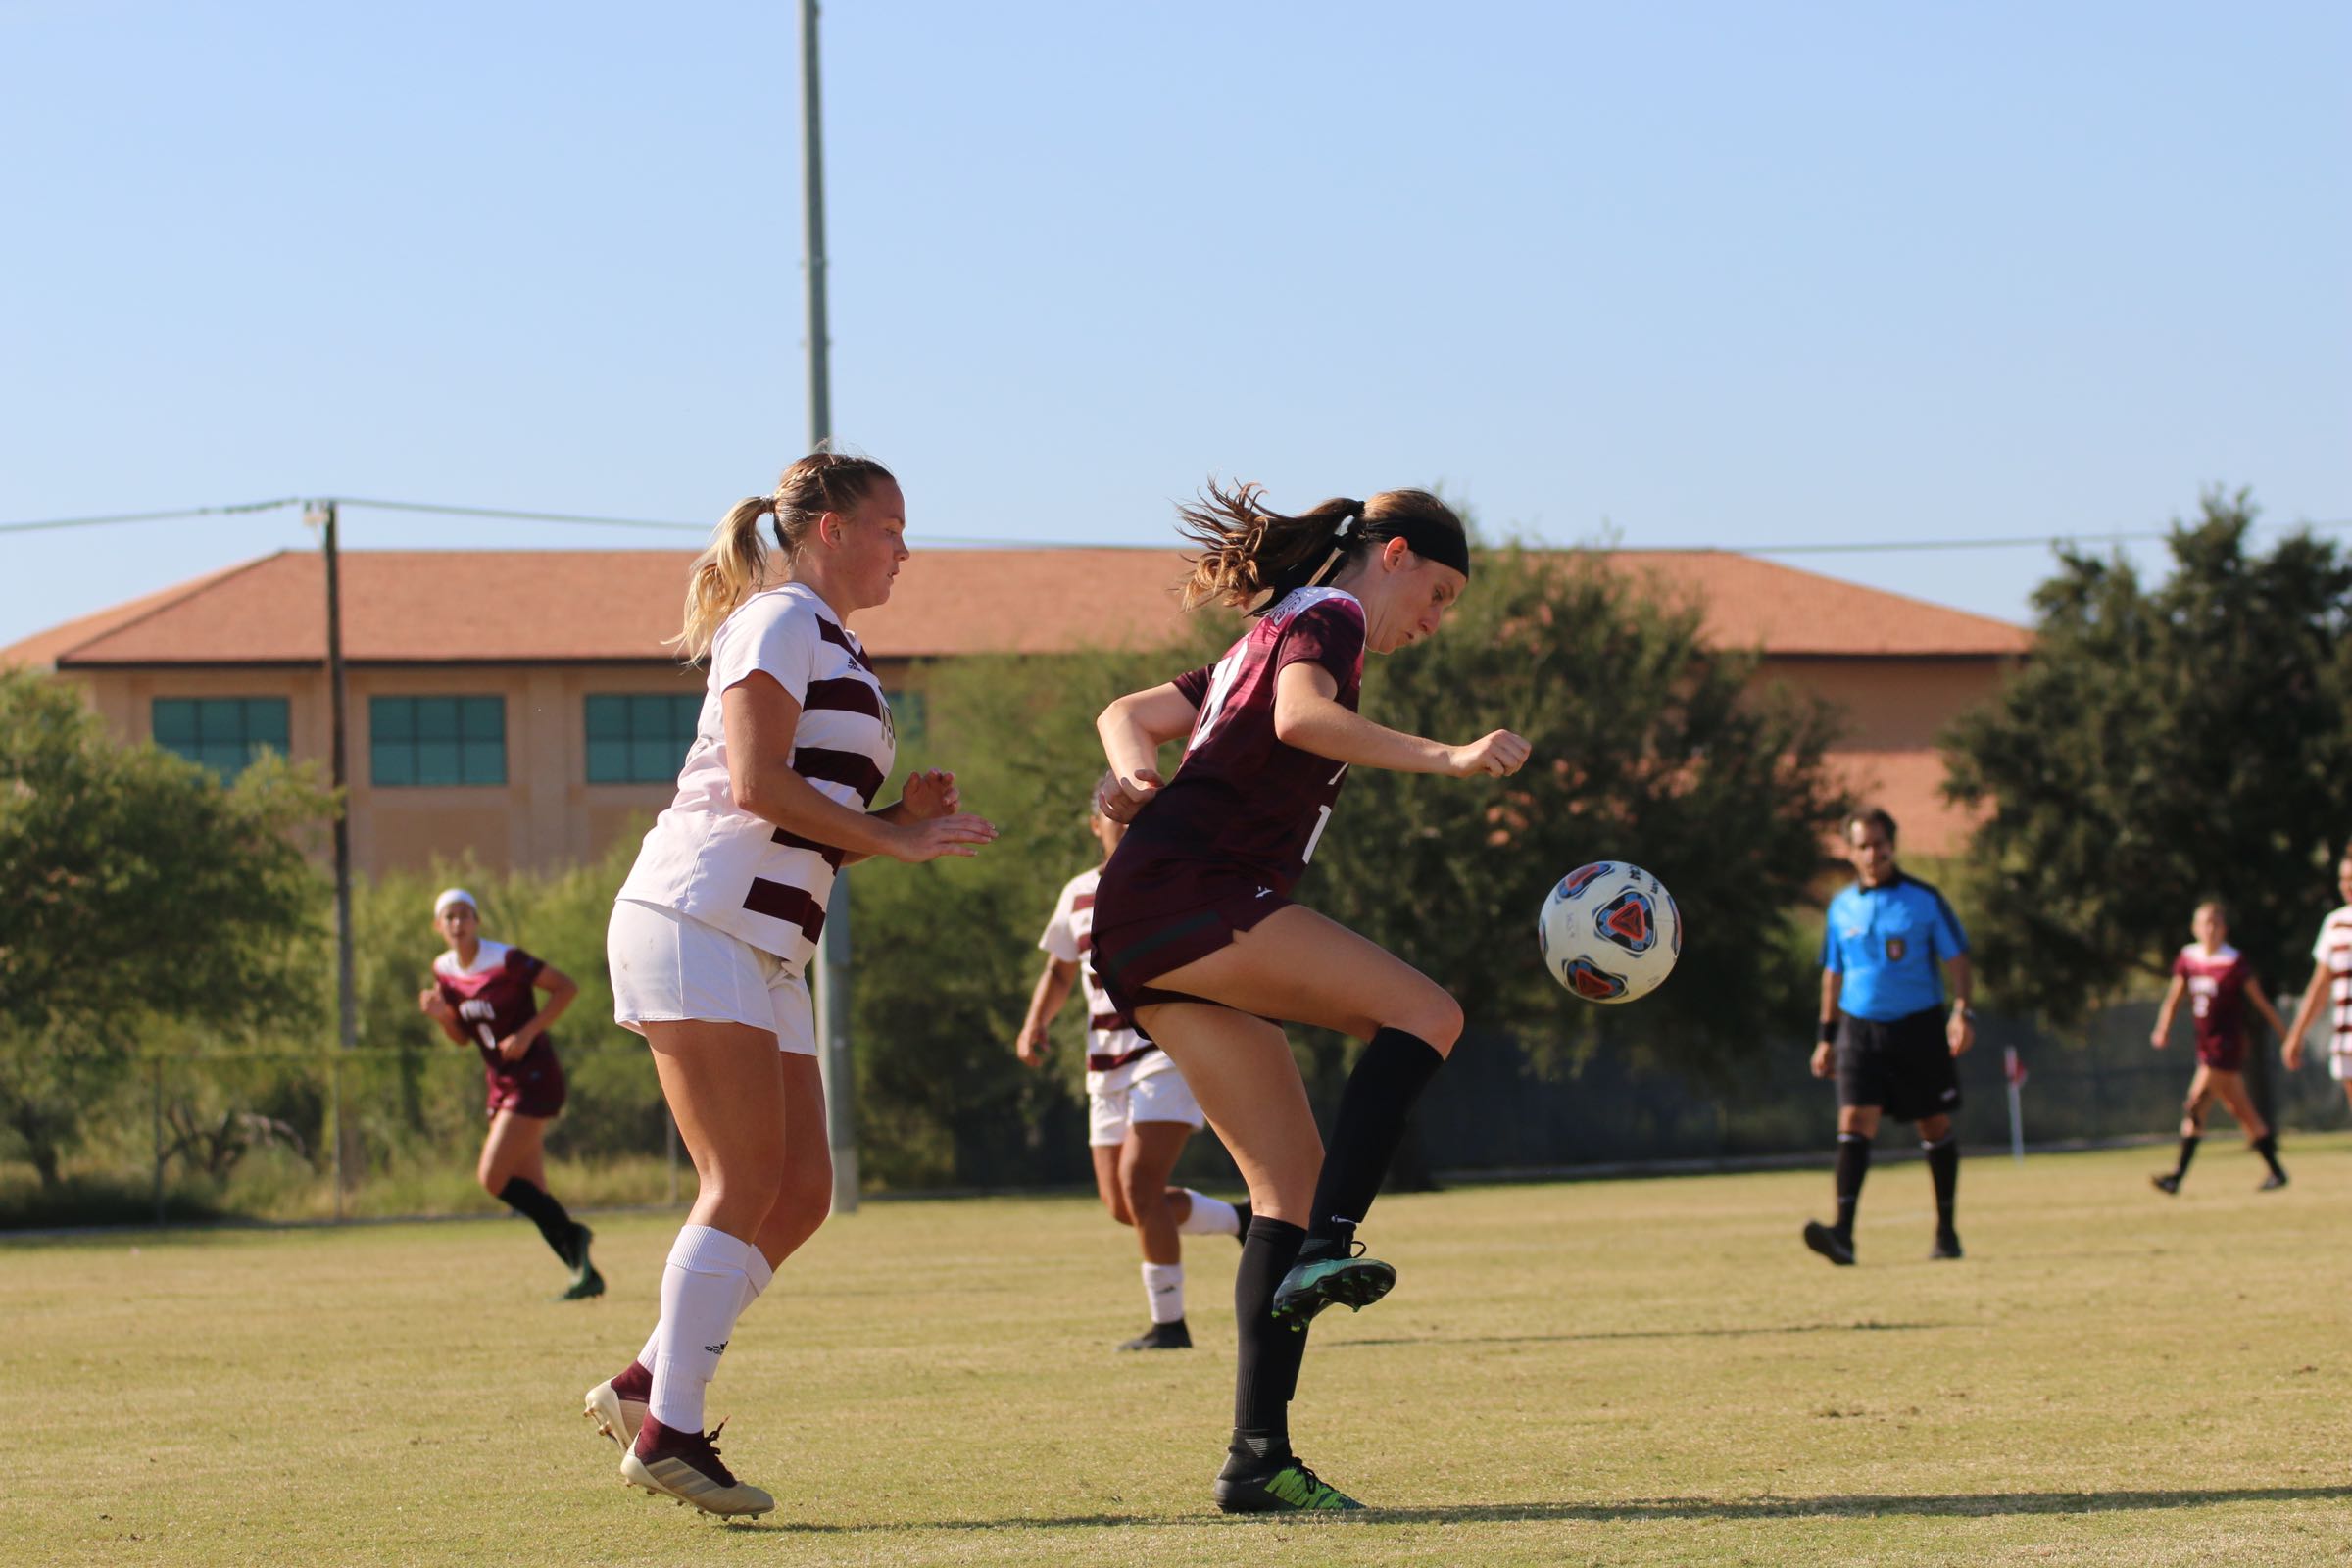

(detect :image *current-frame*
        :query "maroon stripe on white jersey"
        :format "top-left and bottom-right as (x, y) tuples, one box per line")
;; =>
(743, 878), (828, 943)
(816, 619), (879, 675)
(1087, 1043), (1159, 1071)
(804, 677), (884, 719)
(794, 747), (886, 806)
(770, 825), (847, 869)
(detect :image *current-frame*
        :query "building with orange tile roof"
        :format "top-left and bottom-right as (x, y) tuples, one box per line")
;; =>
(3, 547), (2027, 873)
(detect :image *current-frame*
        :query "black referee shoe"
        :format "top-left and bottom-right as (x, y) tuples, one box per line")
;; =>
(1929, 1230), (1963, 1261)
(1802, 1220), (1856, 1267)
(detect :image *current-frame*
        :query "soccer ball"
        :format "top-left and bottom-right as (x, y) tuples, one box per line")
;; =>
(1537, 861), (1681, 1004)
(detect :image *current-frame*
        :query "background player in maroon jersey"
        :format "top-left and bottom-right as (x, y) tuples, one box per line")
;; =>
(416, 888), (599, 1297)
(2148, 898), (2291, 1193)
(1091, 482), (1529, 1513)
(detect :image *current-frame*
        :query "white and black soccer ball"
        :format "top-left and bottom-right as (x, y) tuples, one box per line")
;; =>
(1537, 861), (1682, 1004)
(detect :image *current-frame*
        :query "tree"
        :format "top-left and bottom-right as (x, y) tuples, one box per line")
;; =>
(0, 670), (332, 1185)
(1311, 543), (1851, 1082)
(1943, 490), (2352, 1023)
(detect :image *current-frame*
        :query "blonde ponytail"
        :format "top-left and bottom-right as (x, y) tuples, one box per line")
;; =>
(670, 496), (776, 662)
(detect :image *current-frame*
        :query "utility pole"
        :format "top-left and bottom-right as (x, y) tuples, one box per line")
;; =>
(311, 499), (360, 1216)
(801, 0), (858, 1215)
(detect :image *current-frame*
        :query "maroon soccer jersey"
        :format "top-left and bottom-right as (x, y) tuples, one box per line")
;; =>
(433, 941), (557, 1074)
(1121, 587), (1367, 897)
(2173, 943), (2254, 1068)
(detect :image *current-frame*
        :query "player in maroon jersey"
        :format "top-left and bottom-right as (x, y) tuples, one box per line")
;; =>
(416, 888), (601, 1297)
(1091, 482), (1529, 1513)
(2148, 898), (2291, 1193)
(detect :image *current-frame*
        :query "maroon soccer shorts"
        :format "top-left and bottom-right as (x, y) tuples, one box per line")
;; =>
(484, 1056), (566, 1120)
(1090, 861), (1295, 1020)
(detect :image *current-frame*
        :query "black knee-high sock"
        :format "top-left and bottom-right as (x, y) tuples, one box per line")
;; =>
(1923, 1134), (1960, 1232)
(1834, 1132), (1870, 1240)
(1231, 1217), (1309, 1458)
(1305, 1027), (1447, 1248)
(2254, 1132), (2284, 1177)
(498, 1176), (578, 1265)
(2174, 1134), (2200, 1180)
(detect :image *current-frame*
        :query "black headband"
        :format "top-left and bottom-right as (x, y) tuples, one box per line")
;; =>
(1343, 510), (1469, 578)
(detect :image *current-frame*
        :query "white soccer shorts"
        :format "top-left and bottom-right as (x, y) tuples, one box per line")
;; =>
(608, 898), (815, 1055)
(1087, 1066), (1207, 1147)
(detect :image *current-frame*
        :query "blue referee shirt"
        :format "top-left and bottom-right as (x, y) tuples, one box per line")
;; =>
(1821, 872), (1969, 1022)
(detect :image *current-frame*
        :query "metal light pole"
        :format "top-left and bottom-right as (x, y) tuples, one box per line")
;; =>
(801, 0), (858, 1215)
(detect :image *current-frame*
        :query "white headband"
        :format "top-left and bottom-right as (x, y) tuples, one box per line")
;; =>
(432, 887), (478, 917)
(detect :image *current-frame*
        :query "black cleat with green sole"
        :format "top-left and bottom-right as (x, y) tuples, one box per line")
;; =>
(1213, 1454), (1365, 1513)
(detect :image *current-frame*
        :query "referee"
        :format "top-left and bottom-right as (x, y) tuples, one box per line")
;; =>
(1803, 808), (1974, 1266)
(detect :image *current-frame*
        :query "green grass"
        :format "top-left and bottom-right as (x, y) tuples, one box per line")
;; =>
(9, 1138), (2352, 1567)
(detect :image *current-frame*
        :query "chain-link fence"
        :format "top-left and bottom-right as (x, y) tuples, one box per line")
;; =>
(12, 1000), (2344, 1228)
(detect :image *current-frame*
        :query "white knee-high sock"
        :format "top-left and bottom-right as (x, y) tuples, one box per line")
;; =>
(1142, 1261), (1185, 1324)
(647, 1224), (758, 1432)
(635, 1245), (776, 1378)
(1175, 1190), (1241, 1237)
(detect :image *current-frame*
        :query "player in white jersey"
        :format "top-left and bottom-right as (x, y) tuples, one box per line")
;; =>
(581, 453), (996, 1520)
(1016, 803), (1246, 1351)
(2282, 852), (2352, 1102)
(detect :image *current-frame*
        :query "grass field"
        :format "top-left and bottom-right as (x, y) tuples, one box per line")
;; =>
(11, 1138), (2352, 1568)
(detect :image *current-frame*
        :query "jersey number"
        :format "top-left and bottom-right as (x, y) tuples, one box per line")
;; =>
(1299, 765), (1348, 866)
(1189, 649), (1247, 753)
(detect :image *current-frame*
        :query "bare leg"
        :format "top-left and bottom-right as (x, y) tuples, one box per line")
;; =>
(1149, 905), (1461, 1050)
(1134, 1003), (1321, 1222)
(478, 1109), (549, 1195)
(1092, 1145), (1134, 1227)
(1120, 1121), (1194, 1266)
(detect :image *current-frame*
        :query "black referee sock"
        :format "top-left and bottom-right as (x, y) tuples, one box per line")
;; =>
(1304, 1027), (1447, 1249)
(2254, 1132), (2284, 1178)
(1923, 1134), (1960, 1233)
(1232, 1217), (1310, 1458)
(498, 1177), (579, 1266)
(2173, 1134), (2200, 1180)
(1834, 1133), (1870, 1241)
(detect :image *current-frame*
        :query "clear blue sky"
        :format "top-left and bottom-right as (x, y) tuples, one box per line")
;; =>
(3, 1), (2345, 649)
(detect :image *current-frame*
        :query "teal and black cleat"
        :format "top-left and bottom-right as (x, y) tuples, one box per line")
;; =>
(1270, 1240), (1396, 1328)
(1213, 1456), (1365, 1514)
(559, 1223), (606, 1300)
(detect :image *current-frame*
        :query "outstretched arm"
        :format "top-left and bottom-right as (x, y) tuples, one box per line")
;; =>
(1270, 662), (1528, 777)
(1015, 957), (1080, 1067)
(2150, 974), (2186, 1049)
(2283, 964), (2329, 1070)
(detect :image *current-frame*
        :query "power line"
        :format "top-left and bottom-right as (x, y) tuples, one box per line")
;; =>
(0, 497), (302, 535)
(2, 493), (2348, 556)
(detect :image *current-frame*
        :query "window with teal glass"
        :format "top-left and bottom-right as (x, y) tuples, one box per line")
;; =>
(370, 696), (506, 786)
(151, 697), (290, 782)
(585, 693), (702, 783)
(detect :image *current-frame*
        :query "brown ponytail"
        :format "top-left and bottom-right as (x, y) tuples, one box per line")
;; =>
(1175, 481), (1466, 613)
(669, 451), (897, 662)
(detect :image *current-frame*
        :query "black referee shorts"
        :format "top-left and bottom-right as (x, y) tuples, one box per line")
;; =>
(1835, 1006), (1961, 1124)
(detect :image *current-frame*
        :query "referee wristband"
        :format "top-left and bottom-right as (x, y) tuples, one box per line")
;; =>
(1818, 1019), (1838, 1046)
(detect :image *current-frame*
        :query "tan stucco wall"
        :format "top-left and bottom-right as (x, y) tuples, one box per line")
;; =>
(58, 650), (2013, 871)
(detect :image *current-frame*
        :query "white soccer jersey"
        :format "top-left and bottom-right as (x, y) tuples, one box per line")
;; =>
(2313, 906), (2352, 1054)
(1038, 865), (1177, 1096)
(617, 582), (895, 970)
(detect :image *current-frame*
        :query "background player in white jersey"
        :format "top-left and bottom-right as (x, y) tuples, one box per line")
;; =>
(1092, 483), (1529, 1513)
(581, 454), (996, 1520)
(1015, 802), (1245, 1351)
(2282, 852), (2352, 1106)
(416, 887), (596, 1298)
